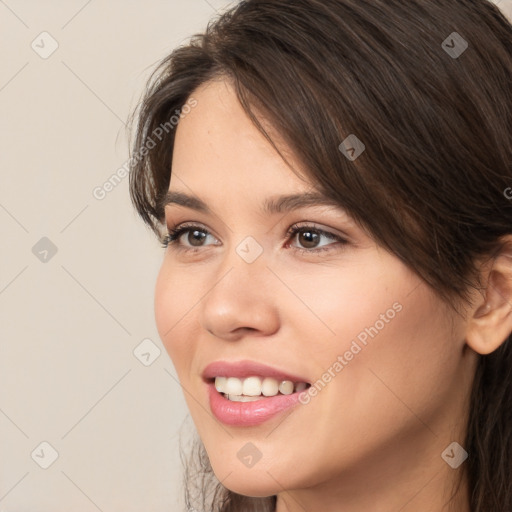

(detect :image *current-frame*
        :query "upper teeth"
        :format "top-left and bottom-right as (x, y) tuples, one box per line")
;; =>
(214, 376), (308, 396)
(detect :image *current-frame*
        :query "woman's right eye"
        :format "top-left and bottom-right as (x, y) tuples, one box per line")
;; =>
(161, 224), (218, 251)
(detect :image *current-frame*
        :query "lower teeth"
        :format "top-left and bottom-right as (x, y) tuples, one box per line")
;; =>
(224, 394), (264, 402)
(222, 393), (289, 402)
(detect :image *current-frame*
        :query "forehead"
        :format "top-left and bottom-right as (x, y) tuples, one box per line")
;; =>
(169, 78), (312, 195)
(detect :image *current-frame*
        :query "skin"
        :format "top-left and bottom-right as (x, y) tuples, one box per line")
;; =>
(154, 77), (512, 512)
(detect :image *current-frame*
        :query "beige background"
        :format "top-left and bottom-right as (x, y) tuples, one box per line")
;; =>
(1, 1), (511, 510)
(0, 1), (236, 511)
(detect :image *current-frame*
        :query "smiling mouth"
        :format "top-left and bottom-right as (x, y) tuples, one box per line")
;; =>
(205, 377), (311, 426)
(206, 377), (311, 402)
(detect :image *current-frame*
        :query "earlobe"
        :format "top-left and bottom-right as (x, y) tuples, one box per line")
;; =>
(465, 237), (512, 356)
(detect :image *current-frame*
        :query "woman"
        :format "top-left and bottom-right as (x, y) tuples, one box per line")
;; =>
(128, 1), (512, 510)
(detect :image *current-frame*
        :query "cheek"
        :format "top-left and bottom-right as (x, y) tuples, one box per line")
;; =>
(279, 268), (456, 479)
(287, 256), (454, 413)
(154, 262), (199, 375)
(280, 256), (412, 357)
(313, 271), (457, 440)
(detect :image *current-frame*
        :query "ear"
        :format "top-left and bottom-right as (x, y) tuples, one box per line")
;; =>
(465, 235), (512, 355)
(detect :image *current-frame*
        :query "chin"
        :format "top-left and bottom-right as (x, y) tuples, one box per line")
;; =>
(207, 453), (300, 497)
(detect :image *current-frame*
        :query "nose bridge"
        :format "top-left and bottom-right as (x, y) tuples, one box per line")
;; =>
(209, 232), (271, 304)
(199, 233), (280, 338)
(215, 231), (270, 280)
(233, 234), (266, 267)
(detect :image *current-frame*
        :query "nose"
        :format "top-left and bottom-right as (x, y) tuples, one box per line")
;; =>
(199, 244), (281, 341)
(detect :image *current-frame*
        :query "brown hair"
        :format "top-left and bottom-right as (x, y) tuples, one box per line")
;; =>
(128, 1), (512, 510)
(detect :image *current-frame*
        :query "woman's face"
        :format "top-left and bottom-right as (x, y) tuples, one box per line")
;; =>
(154, 78), (476, 503)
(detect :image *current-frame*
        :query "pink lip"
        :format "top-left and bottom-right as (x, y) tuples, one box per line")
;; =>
(206, 382), (308, 426)
(201, 360), (310, 384)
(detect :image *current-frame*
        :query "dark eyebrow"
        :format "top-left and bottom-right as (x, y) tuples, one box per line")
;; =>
(161, 191), (344, 215)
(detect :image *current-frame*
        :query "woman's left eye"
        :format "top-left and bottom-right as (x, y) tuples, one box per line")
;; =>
(285, 225), (346, 253)
(161, 223), (347, 254)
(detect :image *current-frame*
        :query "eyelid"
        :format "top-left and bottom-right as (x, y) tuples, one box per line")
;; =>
(289, 221), (349, 240)
(161, 220), (349, 254)
(163, 218), (349, 240)
(284, 223), (347, 253)
(162, 221), (220, 247)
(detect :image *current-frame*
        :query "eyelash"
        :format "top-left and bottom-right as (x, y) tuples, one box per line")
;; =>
(160, 222), (347, 255)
